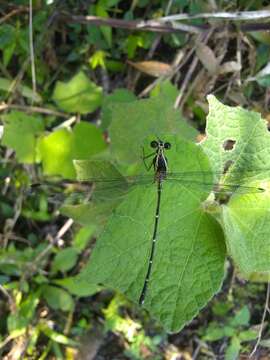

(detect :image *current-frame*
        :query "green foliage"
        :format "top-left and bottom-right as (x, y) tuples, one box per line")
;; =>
(52, 72), (103, 114)
(0, 24), (16, 66)
(202, 96), (270, 278)
(203, 305), (258, 360)
(8, 292), (39, 336)
(71, 122), (106, 158)
(53, 276), (99, 297)
(38, 128), (76, 178)
(89, 50), (108, 69)
(0, 77), (42, 102)
(101, 88), (136, 129)
(61, 159), (129, 227)
(150, 79), (179, 99)
(62, 199), (120, 229)
(222, 192), (270, 277)
(0, 243), (47, 277)
(38, 322), (79, 347)
(51, 247), (78, 273)
(42, 285), (74, 311)
(202, 95), (270, 180)
(3, 90), (270, 336)
(1, 113), (106, 177)
(0, 228), (99, 354)
(1, 111), (44, 163)
(126, 34), (148, 59)
(95, 2), (112, 47)
(73, 224), (95, 251)
(37, 121), (106, 178)
(103, 294), (163, 359)
(1, 1), (270, 356)
(60, 95), (270, 333)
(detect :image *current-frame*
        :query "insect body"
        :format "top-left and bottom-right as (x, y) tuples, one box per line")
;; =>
(139, 139), (171, 305)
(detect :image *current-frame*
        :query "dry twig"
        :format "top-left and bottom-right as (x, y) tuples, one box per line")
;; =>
(249, 282), (270, 357)
(0, 6), (28, 24)
(29, 0), (36, 99)
(161, 10), (270, 21)
(60, 11), (270, 34)
(0, 102), (69, 118)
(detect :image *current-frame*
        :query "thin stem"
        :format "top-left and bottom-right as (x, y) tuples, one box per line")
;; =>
(249, 282), (270, 357)
(29, 0), (36, 99)
(0, 103), (69, 118)
(59, 12), (270, 34)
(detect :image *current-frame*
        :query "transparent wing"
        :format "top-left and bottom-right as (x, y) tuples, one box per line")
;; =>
(27, 169), (266, 206)
(71, 169), (268, 185)
(28, 169), (270, 187)
(165, 172), (264, 194)
(27, 182), (95, 206)
(87, 170), (266, 194)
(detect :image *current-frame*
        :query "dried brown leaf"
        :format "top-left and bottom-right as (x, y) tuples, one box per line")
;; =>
(127, 60), (172, 77)
(219, 61), (241, 74)
(196, 43), (219, 75)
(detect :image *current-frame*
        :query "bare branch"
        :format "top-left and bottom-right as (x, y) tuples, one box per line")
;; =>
(58, 11), (270, 34)
(0, 6), (28, 25)
(161, 10), (270, 21)
(0, 103), (69, 118)
(58, 12), (205, 34)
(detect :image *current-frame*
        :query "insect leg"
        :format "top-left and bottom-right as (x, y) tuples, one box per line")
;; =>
(141, 146), (155, 171)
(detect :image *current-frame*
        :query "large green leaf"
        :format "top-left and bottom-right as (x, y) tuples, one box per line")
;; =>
(221, 190), (270, 277)
(101, 88), (136, 130)
(76, 136), (226, 332)
(1, 111), (44, 163)
(52, 71), (103, 114)
(201, 95), (270, 183)
(201, 96), (270, 278)
(61, 200), (120, 230)
(108, 94), (198, 165)
(61, 160), (128, 230)
(150, 79), (179, 100)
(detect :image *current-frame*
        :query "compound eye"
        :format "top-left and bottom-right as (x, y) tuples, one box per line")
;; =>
(150, 140), (158, 148)
(164, 142), (171, 149)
